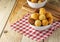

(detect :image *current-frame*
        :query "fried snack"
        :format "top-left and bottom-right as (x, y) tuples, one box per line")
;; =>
(46, 12), (53, 18)
(39, 8), (46, 15)
(38, 0), (42, 3)
(38, 0), (45, 3)
(40, 0), (45, 2)
(39, 14), (46, 20)
(42, 19), (48, 26)
(35, 20), (41, 26)
(29, 8), (53, 27)
(48, 18), (53, 24)
(31, 0), (38, 3)
(31, 13), (39, 20)
(29, 18), (35, 25)
(46, 12), (53, 24)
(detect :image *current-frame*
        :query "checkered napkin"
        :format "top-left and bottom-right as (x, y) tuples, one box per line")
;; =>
(11, 14), (60, 42)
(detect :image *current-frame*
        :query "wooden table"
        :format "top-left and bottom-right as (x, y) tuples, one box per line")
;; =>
(0, 0), (60, 42)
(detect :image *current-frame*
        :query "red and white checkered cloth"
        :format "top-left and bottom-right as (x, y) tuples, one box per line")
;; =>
(11, 14), (60, 42)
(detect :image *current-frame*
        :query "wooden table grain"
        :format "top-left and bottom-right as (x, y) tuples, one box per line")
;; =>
(0, 0), (60, 42)
(0, 0), (16, 36)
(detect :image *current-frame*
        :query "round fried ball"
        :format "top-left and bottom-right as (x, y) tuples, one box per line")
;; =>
(42, 19), (48, 26)
(39, 8), (46, 15)
(48, 18), (53, 24)
(41, 0), (45, 2)
(31, 0), (38, 3)
(38, 0), (45, 3)
(31, 13), (39, 20)
(39, 14), (46, 20)
(46, 12), (53, 19)
(46, 12), (53, 24)
(29, 18), (35, 25)
(38, 0), (42, 3)
(35, 20), (41, 26)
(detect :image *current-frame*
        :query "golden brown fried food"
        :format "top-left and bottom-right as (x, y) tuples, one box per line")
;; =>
(46, 12), (53, 24)
(41, 0), (45, 2)
(29, 8), (53, 26)
(42, 19), (48, 26)
(38, 0), (42, 3)
(48, 18), (53, 24)
(46, 12), (53, 18)
(29, 18), (35, 25)
(39, 8), (46, 15)
(31, 13), (39, 20)
(39, 14), (46, 20)
(31, 0), (38, 3)
(38, 0), (45, 3)
(35, 20), (41, 26)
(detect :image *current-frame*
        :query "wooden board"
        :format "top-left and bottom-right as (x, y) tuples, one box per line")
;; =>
(0, 0), (23, 42)
(0, 0), (16, 35)
(21, 35), (37, 42)
(21, 35), (43, 42)
(0, 0), (43, 42)
(22, 3), (60, 21)
(46, 0), (60, 13)
(0, 22), (22, 42)
(44, 28), (60, 42)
